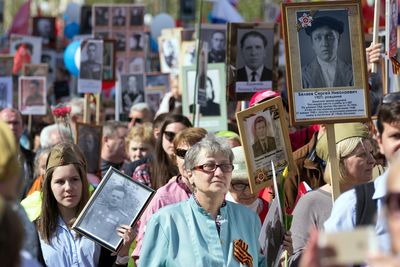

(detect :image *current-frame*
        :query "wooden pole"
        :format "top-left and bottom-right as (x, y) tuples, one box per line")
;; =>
(95, 93), (100, 125)
(371, 0), (380, 73)
(83, 93), (90, 124)
(326, 124), (341, 202)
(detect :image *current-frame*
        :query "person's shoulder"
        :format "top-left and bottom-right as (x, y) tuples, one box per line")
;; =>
(226, 201), (259, 220)
(150, 200), (187, 220)
(302, 58), (318, 73)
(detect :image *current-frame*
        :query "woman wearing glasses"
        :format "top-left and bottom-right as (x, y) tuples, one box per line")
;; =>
(132, 114), (192, 189)
(132, 127), (207, 262)
(139, 135), (265, 266)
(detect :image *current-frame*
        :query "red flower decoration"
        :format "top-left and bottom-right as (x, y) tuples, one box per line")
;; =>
(52, 106), (71, 118)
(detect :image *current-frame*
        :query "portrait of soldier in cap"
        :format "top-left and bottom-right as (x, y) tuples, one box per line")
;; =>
(300, 14), (354, 89)
(80, 42), (102, 80)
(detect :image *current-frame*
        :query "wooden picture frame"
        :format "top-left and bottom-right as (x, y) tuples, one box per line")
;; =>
(75, 122), (102, 174)
(181, 63), (228, 132)
(72, 167), (155, 252)
(23, 63), (48, 76)
(32, 16), (56, 48)
(227, 23), (278, 101)
(281, 1), (370, 125)
(236, 97), (294, 194)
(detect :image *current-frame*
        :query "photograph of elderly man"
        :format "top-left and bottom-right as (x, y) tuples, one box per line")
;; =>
(300, 13), (354, 89)
(208, 31), (226, 63)
(237, 30), (272, 82)
(252, 115), (276, 158)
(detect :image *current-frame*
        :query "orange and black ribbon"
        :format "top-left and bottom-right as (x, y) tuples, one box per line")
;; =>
(390, 56), (400, 75)
(233, 239), (253, 267)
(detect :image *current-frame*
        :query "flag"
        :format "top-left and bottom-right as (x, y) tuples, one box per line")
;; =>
(210, 0), (244, 23)
(8, 0), (31, 36)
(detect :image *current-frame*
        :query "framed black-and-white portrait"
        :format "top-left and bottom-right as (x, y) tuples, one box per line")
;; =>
(227, 23), (277, 101)
(78, 39), (103, 94)
(94, 6), (109, 27)
(129, 5), (144, 26)
(0, 55), (14, 77)
(80, 5), (93, 35)
(120, 74), (145, 114)
(199, 24), (226, 64)
(18, 76), (47, 115)
(129, 31), (145, 51)
(182, 63), (228, 132)
(114, 31), (126, 52)
(75, 123), (102, 174)
(158, 33), (180, 74)
(73, 167), (155, 252)
(32, 16), (56, 48)
(41, 49), (57, 83)
(103, 40), (116, 81)
(112, 6), (127, 27)
(282, 1), (369, 125)
(236, 97), (294, 194)
(10, 34), (43, 65)
(145, 89), (164, 114)
(180, 41), (196, 67)
(0, 77), (13, 109)
(128, 56), (145, 74)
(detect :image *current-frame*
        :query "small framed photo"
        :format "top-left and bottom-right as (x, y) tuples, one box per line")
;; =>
(120, 74), (145, 114)
(10, 34), (43, 65)
(103, 40), (116, 81)
(114, 31), (127, 52)
(129, 5), (145, 26)
(23, 63), (48, 76)
(0, 77), (13, 109)
(32, 16), (56, 48)
(180, 41), (196, 67)
(158, 33), (180, 74)
(236, 97), (294, 194)
(146, 72), (171, 92)
(78, 40), (103, 94)
(112, 6), (127, 27)
(75, 123), (102, 174)
(182, 63), (228, 132)
(128, 56), (145, 74)
(80, 5), (93, 35)
(281, 1), (370, 125)
(0, 55), (14, 77)
(227, 23), (278, 101)
(93, 6), (110, 27)
(41, 49), (57, 83)
(128, 31), (145, 52)
(199, 24), (227, 63)
(145, 87), (165, 114)
(18, 76), (47, 115)
(73, 167), (155, 252)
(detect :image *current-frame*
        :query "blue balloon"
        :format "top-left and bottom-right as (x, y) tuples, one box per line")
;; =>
(64, 22), (80, 39)
(64, 41), (80, 76)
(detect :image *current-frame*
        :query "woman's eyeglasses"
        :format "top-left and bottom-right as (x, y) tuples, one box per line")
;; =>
(164, 131), (176, 142)
(175, 148), (187, 159)
(193, 163), (234, 173)
(231, 183), (250, 192)
(385, 192), (400, 213)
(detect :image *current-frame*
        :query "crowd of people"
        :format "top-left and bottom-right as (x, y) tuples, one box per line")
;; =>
(1, 4), (400, 267)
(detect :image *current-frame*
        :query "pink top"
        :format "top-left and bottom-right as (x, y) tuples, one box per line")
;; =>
(132, 175), (191, 260)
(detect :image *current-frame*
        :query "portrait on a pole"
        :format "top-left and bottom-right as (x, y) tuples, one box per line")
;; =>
(78, 39), (103, 94)
(227, 23), (278, 101)
(282, 1), (369, 125)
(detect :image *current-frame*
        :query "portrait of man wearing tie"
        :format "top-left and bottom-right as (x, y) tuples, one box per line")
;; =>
(252, 115), (276, 158)
(236, 31), (272, 82)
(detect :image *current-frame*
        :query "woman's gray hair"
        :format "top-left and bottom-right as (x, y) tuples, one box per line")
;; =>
(33, 147), (51, 178)
(184, 134), (234, 170)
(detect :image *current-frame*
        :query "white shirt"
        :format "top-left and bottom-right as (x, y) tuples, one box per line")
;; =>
(317, 57), (337, 87)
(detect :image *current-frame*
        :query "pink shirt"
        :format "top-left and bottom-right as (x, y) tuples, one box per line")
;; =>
(132, 175), (191, 260)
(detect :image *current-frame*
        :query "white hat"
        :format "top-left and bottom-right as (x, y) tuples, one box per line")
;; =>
(231, 146), (248, 181)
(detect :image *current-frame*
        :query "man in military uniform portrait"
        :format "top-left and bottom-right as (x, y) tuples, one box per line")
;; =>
(252, 115), (276, 158)
(81, 185), (130, 246)
(122, 75), (144, 113)
(208, 31), (226, 63)
(80, 42), (102, 80)
(25, 80), (44, 106)
(301, 16), (353, 89)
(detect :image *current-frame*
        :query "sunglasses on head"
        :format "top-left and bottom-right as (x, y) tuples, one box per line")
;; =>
(164, 131), (176, 142)
(382, 92), (400, 104)
(385, 192), (400, 213)
(175, 148), (187, 159)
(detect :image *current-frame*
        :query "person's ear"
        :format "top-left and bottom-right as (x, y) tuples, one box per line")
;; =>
(187, 170), (195, 186)
(376, 132), (384, 155)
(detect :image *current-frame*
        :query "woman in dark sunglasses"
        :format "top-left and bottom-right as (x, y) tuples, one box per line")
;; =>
(139, 134), (265, 266)
(132, 114), (192, 189)
(132, 127), (207, 262)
